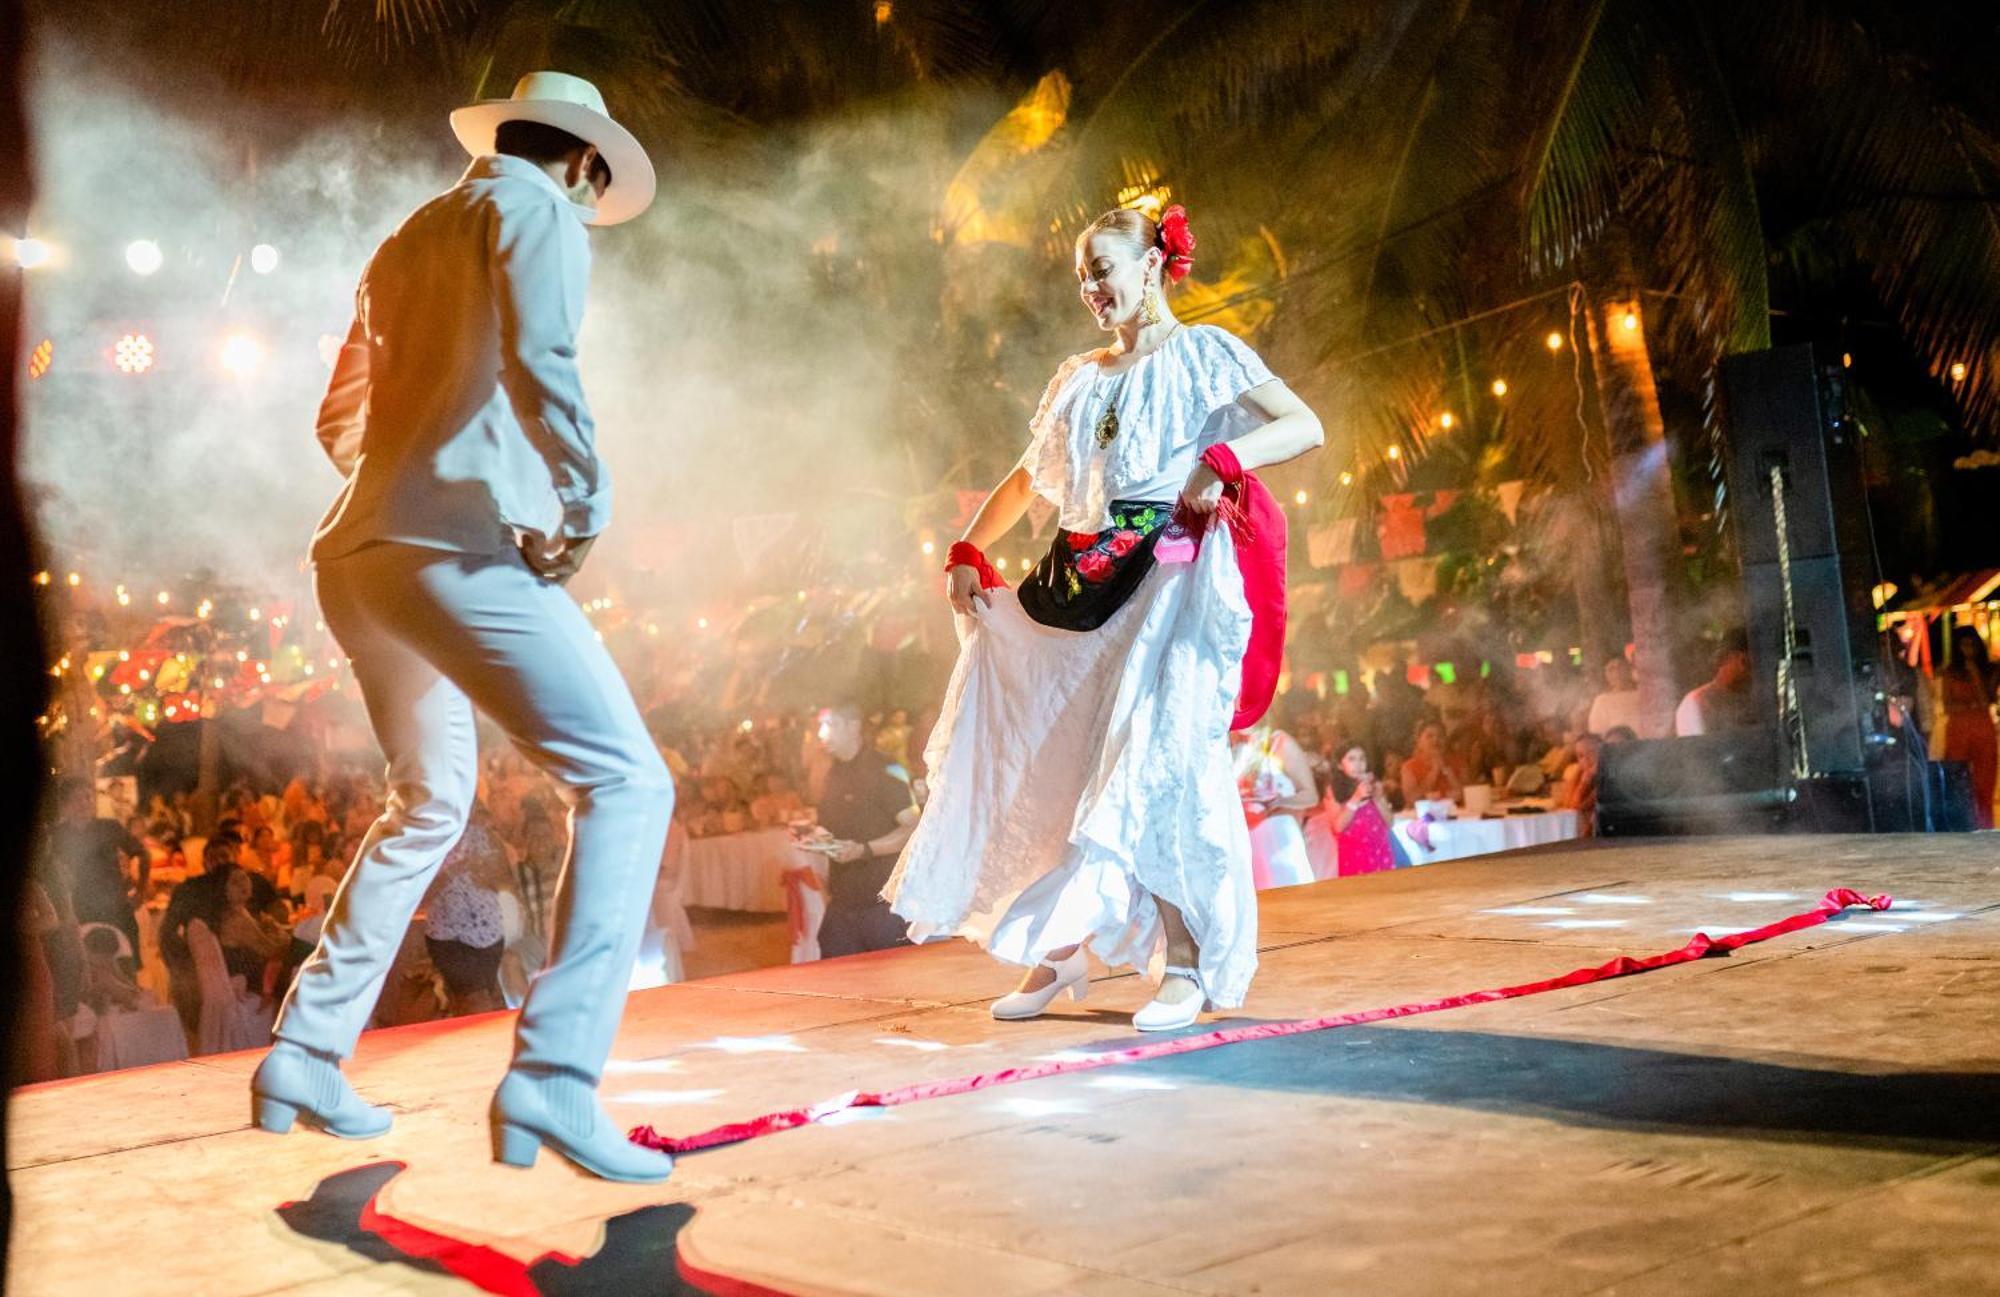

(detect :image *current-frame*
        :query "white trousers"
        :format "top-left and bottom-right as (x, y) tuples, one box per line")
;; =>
(275, 542), (672, 1083)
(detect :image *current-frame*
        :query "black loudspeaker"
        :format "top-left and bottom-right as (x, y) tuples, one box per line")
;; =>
(1598, 730), (1787, 837)
(1721, 344), (1886, 775)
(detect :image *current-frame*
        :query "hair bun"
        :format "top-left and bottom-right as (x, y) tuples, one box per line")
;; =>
(1157, 204), (1196, 283)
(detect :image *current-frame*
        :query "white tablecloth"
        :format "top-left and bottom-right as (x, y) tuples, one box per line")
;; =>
(1393, 810), (1581, 865)
(92, 1003), (189, 1071)
(683, 828), (809, 913)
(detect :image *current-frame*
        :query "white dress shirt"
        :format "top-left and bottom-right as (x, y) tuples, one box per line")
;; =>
(312, 154), (610, 562)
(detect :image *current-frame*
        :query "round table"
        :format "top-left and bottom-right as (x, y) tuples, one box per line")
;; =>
(682, 827), (812, 913)
(1393, 809), (1581, 865)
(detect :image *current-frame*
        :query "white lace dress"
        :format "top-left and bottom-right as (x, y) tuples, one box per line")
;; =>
(884, 325), (1275, 1009)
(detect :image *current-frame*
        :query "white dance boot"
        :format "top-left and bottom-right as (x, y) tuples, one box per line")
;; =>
(491, 1068), (675, 1183)
(991, 948), (1091, 1021)
(1132, 965), (1206, 1032)
(251, 1040), (393, 1139)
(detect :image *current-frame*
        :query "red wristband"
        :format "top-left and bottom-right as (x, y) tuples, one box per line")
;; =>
(1201, 443), (1245, 485)
(945, 541), (1006, 590)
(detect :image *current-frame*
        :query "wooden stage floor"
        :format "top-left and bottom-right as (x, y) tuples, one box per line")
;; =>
(10, 835), (2000, 1295)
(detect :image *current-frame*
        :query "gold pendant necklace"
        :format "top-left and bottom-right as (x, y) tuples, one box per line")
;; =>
(1094, 367), (1129, 449)
(1092, 323), (1181, 451)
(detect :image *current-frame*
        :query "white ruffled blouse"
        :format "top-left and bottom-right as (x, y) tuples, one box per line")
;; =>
(1020, 324), (1277, 534)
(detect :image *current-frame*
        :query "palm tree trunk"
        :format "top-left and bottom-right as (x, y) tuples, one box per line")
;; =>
(1582, 288), (1681, 737)
(1562, 492), (1625, 682)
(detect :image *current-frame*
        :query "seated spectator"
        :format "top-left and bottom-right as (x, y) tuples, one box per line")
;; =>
(1557, 732), (1606, 836)
(1398, 721), (1463, 804)
(1675, 632), (1756, 736)
(81, 925), (145, 1015)
(217, 867), (288, 993)
(421, 802), (509, 1017)
(1585, 654), (1644, 737)
(748, 772), (806, 828)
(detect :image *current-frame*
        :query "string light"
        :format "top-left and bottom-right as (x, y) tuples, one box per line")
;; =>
(1545, 331), (1563, 352)
(1621, 310), (1639, 332)
(1387, 445), (1402, 460)
(1293, 489), (1309, 506)
(66, 571), (80, 587)
(1950, 361), (1968, 383)
(919, 540), (935, 557)
(250, 244), (280, 275)
(1439, 412), (1455, 430)
(33, 570), (49, 585)
(1339, 471), (1354, 486)
(113, 334), (155, 375)
(125, 239), (164, 276)
(9, 237), (51, 269)
(1841, 352), (1853, 369)
(1490, 378), (1508, 397)
(220, 333), (265, 378)
(156, 590), (171, 606)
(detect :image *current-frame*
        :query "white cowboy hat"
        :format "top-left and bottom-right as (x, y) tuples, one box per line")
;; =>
(450, 71), (656, 226)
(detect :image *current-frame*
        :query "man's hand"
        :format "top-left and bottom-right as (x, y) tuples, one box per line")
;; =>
(829, 839), (868, 865)
(522, 534), (597, 585)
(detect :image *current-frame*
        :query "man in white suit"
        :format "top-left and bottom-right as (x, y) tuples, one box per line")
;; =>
(251, 72), (676, 1183)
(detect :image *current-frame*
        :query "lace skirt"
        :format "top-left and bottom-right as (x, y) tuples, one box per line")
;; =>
(884, 523), (1258, 1008)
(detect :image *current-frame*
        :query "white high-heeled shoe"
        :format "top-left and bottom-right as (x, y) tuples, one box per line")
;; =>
(990, 948), (1091, 1021)
(1132, 965), (1206, 1032)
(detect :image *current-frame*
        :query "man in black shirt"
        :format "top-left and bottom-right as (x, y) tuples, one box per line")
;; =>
(813, 703), (916, 958)
(49, 778), (145, 951)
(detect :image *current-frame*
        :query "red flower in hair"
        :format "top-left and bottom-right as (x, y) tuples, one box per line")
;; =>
(1158, 204), (1197, 283)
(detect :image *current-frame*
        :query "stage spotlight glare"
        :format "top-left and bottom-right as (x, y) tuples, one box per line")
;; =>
(250, 243), (280, 274)
(220, 332), (265, 377)
(113, 333), (155, 374)
(10, 237), (51, 268)
(125, 239), (164, 276)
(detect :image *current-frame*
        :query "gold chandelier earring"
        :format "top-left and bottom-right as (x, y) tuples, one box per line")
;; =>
(1140, 284), (1163, 327)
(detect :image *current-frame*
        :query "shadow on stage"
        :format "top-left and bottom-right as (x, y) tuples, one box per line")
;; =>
(276, 1161), (781, 1296)
(1075, 1022), (2000, 1153)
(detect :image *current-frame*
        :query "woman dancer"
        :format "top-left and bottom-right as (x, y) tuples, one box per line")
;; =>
(885, 204), (1323, 1030)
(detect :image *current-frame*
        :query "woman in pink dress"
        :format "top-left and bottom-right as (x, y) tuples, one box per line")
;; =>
(1330, 745), (1396, 875)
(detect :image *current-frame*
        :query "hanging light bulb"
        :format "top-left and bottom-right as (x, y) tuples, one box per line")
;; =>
(1490, 378), (1508, 398)
(1439, 412), (1455, 430)
(1621, 310), (1639, 332)
(1545, 331), (1564, 352)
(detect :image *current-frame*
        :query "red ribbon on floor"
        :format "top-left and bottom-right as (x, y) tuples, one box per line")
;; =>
(630, 888), (1891, 1156)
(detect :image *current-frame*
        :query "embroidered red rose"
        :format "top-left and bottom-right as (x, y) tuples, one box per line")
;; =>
(1075, 550), (1114, 583)
(1106, 529), (1141, 557)
(1066, 531), (1096, 552)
